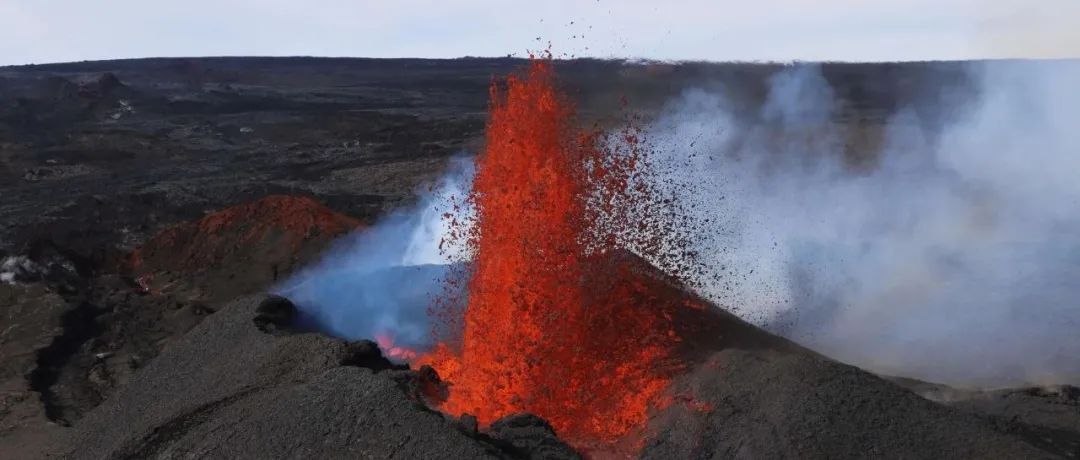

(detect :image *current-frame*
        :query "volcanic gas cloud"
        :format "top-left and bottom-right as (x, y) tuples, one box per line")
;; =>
(419, 57), (699, 450)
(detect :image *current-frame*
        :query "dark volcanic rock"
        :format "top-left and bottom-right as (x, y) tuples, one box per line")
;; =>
(932, 385), (1080, 457)
(1, 195), (364, 446)
(252, 294), (296, 333)
(93, 73), (123, 95)
(120, 367), (502, 460)
(458, 413), (480, 436)
(51, 295), (555, 459)
(0, 283), (68, 459)
(643, 346), (1065, 459)
(338, 339), (404, 372)
(487, 413), (582, 460)
(951, 385), (1080, 434)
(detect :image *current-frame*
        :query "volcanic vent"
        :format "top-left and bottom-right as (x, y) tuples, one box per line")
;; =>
(417, 57), (706, 452)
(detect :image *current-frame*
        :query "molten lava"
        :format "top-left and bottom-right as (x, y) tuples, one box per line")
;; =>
(375, 333), (419, 361)
(420, 57), (696, 451)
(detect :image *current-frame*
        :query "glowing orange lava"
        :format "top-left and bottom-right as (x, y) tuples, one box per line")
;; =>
(375, 333), (419, 361)
(419, 57), (696, 452)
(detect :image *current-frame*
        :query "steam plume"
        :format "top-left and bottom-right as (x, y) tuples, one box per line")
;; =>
(273, 157), (474, 351)
(645, 60), (1080, 387)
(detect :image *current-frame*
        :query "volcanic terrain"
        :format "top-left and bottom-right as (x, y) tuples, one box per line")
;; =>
(1, 57), (1078, 459)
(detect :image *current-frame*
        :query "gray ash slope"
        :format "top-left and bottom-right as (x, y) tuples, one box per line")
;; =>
(49, 288), (1078, 459)
(53, 295), (579, 460)
(648, 347), (1078, 458)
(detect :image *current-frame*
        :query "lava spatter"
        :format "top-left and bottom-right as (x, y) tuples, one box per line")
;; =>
(420, 56), (698, 451)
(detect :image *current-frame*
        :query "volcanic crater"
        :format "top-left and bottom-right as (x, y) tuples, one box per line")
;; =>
(1, 57), (1078, 460)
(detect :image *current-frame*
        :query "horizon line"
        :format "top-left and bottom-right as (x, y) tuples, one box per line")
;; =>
(4, 54), (1078, 70)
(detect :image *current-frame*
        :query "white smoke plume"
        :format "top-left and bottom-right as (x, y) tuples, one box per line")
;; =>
(1, 256), (42, 284)
(273, 156), (475, 351)
(644, 60), (1080, 387)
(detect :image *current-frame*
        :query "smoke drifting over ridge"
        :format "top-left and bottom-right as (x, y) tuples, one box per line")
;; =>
(645, 60), (1080, 387)
(274, 157), (474, 352)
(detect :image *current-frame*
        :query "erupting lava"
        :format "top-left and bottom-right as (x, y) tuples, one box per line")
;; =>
(420, 57), (696, 451)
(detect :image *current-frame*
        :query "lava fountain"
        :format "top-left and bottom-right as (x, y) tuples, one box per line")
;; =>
(420, 56), (699, 451)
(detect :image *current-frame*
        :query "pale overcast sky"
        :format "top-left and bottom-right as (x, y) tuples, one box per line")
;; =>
(0, 0), (1077, 66)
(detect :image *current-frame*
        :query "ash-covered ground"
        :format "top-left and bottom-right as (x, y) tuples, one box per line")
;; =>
(1, 57), (1077, 459)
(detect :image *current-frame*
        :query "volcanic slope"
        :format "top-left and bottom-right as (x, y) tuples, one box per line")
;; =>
(49, 252), (1077, 459)
(603, 253), (1073, 459)
(52, 295), (579, 460)
(0, 195), (361, 443)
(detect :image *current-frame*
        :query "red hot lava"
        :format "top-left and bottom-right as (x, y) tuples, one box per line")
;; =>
(375, 333), (419, 361)
(420, 57), (697, 451)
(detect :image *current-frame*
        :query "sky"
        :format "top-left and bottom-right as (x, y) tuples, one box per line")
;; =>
(0, 0), (1077, 66)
